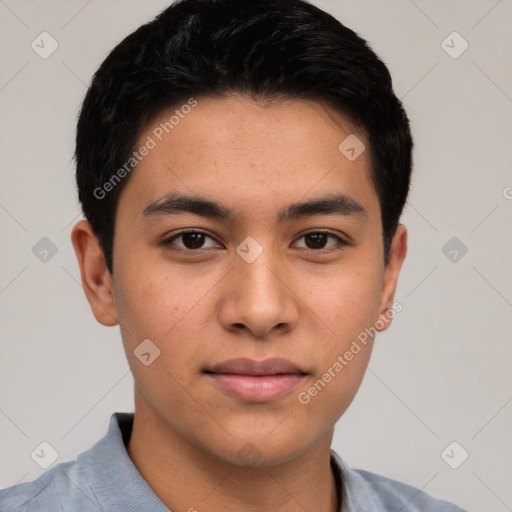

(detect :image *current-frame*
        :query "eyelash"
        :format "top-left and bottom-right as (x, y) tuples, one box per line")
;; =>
(161, 229), (349, 253)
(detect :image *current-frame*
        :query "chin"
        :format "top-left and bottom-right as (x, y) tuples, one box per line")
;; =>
(202, 428), (311, 469)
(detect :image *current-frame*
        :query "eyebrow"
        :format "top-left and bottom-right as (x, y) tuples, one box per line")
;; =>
(141, 192), (367, 222)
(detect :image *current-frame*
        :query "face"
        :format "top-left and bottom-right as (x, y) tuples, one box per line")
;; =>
(73, 94), (406, 467)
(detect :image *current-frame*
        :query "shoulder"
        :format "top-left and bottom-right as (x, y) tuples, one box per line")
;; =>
(331, 450), (467, 512)
(353, 468), (467, 511)
(0, 460), (91, 512)
(1, 453), (106, 512)
(0, 413), (144, 512)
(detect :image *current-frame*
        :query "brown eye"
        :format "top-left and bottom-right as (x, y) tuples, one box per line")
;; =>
(162, 231), (221, 250)
(305, 233), (329, 249)
(293, 231), (346, 251)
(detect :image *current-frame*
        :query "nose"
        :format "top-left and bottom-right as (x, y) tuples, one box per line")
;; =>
(217, 243), (300, 339)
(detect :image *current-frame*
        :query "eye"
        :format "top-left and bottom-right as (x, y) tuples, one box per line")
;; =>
(161, 230), (222, 251)
(292, 231), (347, 251)
(161, 230), (348, 253)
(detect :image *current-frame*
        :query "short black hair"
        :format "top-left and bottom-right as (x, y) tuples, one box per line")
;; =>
(75, 0), (413, 274)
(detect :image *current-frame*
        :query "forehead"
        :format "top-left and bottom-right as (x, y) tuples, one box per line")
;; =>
(117, 94), (379, 224)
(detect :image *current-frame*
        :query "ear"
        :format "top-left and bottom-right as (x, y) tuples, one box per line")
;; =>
(376, 223), (407, 332)
(71, 220), (119, 326)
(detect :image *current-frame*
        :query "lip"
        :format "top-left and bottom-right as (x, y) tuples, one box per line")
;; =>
(205, 358), (306, 402)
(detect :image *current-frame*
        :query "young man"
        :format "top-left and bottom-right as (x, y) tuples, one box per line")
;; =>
(1, 0), (467, 510)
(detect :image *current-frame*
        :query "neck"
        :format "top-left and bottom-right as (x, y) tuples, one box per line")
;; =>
(126, 400), (340, 512)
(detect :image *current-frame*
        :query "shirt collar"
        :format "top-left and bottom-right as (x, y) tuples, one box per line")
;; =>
(77, 412), (169, 511)
(330, 449), (384, 511)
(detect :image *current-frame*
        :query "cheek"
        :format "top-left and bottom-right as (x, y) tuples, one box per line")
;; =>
(296, 294), (377, 428)
(294, 259), (382, 414)
(113, 257), (205, 341)
(112, 259), (219, 386)
(303, 262), (384, 344)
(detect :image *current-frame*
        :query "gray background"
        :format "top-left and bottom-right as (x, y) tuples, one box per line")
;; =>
(1, 1), (511, 510)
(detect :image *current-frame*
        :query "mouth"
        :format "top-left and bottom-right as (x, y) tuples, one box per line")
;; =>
(204, 357), (307, 403)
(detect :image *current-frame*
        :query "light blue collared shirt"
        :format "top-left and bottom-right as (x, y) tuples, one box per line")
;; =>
(0, 412), (467, 511)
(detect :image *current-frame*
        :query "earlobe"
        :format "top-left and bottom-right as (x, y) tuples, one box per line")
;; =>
(70, 220), (119, 327)
(376, 224), (407, 332)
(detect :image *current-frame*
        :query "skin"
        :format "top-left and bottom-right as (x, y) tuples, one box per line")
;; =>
(71, 94), (407, 512)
